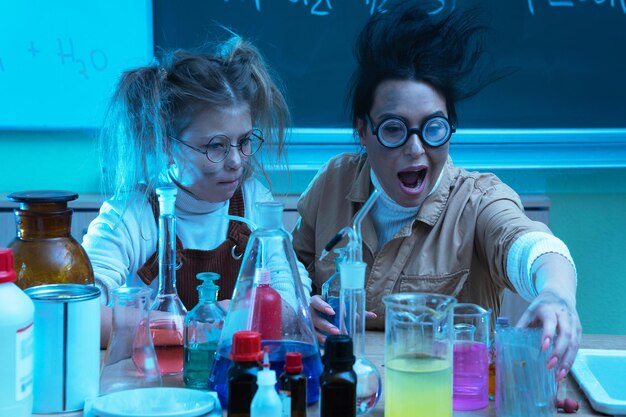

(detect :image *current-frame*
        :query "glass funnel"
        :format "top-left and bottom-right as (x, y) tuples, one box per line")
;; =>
(334, 189), (382, 414)
(183, 272), (225, 389)
(383, 292), (457, 417)
(100, 287), (161, 395)
(339, 260), (382, 414)
(208, 201), (322, 407)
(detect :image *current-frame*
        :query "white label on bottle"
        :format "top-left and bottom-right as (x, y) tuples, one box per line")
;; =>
(15, 322), (33, 401)
(279, 391), (291, 417)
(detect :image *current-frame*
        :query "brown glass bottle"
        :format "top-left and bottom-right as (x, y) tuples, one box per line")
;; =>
(228, 331), (263, 417)
(279, 352), (307, 417)
(7, 190), (94, 289)
(320, 334), (357, 417)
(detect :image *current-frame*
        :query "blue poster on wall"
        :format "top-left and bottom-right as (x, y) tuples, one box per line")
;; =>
(0, 0), (153, 130)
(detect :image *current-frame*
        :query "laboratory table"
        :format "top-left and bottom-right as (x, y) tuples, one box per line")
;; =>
(37, 333), (625, 417)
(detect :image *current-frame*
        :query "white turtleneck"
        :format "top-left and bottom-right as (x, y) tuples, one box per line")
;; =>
(370, 168), (443, 248)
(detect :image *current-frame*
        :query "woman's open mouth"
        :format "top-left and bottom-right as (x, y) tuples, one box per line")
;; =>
(397, 168), (427, 194)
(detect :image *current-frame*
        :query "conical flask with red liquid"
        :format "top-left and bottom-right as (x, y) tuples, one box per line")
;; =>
(208, 201), (322, 407)
(137, 187), (187, 379)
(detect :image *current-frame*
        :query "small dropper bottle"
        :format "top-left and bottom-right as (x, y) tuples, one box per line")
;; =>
(278, 352), (307, 417)
(251, 349), (281, 417)
(183, 272), (225, 389)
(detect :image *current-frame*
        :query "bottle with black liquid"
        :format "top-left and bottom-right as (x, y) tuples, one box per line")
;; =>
(228, 331), (263, 417)
(320, 334), (357, 417)
(278, 352), (307, 417)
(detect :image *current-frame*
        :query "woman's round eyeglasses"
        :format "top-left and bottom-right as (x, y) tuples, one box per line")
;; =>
(170, 129), (264, 163)
(365, 114), (455, 148)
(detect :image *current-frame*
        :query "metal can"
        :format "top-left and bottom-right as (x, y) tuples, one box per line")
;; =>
(24, 284), (100, 413)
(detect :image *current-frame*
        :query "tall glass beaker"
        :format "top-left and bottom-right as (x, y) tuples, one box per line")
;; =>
(209, 202), (322, 407)
(100, 287), (161, 394)
(383, 292), (457, 417)
(452, 303), (491, 410)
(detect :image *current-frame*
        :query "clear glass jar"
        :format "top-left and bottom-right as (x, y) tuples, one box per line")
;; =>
(100, 287), (162, 394)
(7, 190), (94, 289)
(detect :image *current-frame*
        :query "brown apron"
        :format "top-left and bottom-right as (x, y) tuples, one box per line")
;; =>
(137, 189), (251, 309)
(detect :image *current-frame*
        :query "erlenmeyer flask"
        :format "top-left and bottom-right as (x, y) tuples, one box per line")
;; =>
(147, 187), (187, 377)
(208, 201), (322, 407)
(100, 287), (161, 395)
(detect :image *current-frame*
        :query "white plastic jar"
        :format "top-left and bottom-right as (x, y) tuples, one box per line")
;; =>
(0, 248), (34, 417)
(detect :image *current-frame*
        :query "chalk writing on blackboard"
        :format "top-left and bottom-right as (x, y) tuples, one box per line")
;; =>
(223, 0), (625, 16)
(528, 0), (626, 15)
(4, 38), (109, 81)
(56, 38), (109, 80)
(227, 0), (390, 15)
(28, 41), (40, 57)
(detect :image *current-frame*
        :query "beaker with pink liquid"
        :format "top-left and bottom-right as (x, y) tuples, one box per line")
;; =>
(453, 303), (491, 411)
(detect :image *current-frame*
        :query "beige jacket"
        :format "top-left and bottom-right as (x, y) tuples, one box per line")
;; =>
(292, 153), (551, 329)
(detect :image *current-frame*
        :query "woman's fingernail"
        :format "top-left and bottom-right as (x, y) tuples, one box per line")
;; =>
(557, 368), (567, 381)
(542, 337), (551, 351)
(547, 356), (558, 370)
(326, 307), (335, 314)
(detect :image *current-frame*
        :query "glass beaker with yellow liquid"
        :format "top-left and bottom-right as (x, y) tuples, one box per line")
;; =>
(383, 293), (456, 417)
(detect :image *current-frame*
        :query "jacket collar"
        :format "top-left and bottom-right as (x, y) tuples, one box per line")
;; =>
(347, 155), (374, 203)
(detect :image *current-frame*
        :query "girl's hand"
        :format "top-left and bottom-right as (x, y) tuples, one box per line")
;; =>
(309, 295), (377, 344)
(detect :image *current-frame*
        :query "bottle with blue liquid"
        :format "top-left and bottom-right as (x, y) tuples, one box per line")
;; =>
(320, 248), (345, 329)
(208, 202), (323, 408)
(183, 272), (225, 389)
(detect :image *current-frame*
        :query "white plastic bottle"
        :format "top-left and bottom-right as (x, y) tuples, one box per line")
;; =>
(251, 352), (282, 417)
(0, 248), (35, 417)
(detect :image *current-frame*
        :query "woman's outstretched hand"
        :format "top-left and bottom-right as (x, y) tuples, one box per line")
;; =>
(517, 288), (581, 382)
(309, 294), (377, 344)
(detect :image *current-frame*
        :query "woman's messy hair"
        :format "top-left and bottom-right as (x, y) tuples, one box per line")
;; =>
(349, 1), (505, 128)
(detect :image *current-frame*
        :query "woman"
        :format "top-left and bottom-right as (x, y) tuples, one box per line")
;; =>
(292, 1), (580, 381)
(83, 36), (312, 345)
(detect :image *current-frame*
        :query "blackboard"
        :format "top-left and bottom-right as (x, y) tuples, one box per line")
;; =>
(153, 0), (626, 129)
(0, 0), (152, 130)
